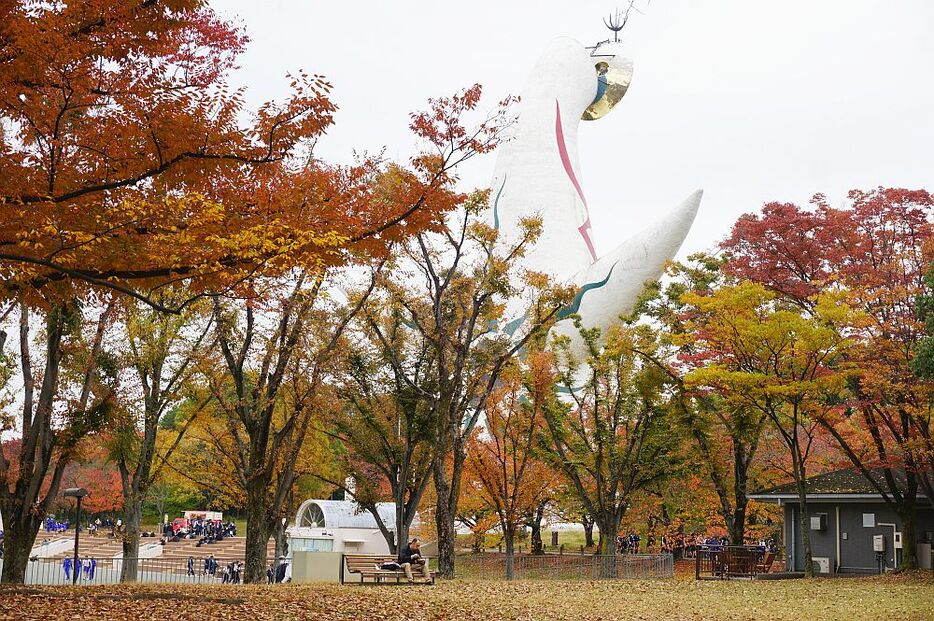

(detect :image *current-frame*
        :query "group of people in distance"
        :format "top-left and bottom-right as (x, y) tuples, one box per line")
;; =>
(267, 557), (290, 583)
(162, 518), (236, 546)
(62, 556), (97, 581)
(616, 532), (676, 554)
(184, 554), (290, 584)
(695, 535), (778, 553)
(43, 517), (69, 533)
(615, 533), (779, 556)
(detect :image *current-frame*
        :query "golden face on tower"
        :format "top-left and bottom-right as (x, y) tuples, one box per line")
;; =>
(582, 56), (633, 121)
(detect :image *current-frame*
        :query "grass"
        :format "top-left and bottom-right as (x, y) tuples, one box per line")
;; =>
(2, 573), (932, 621)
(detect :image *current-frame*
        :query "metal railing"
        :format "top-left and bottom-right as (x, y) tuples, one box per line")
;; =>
(695, 546), (777, 580)
(456, 553), (673, 580)
(1, 557), (258, 585)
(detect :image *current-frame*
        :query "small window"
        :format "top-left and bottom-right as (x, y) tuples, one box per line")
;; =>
(295, 537), (333, 552)
(300, 503), (326, 528)
(862, 513), (875, 527)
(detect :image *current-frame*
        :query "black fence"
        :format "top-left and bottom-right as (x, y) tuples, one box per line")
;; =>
(695, 546), (778, 580)
(3, 557), (257, 585)
(457, 553), (673, 580)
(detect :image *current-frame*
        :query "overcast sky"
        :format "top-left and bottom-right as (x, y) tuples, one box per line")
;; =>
(212, 0), (934, 258)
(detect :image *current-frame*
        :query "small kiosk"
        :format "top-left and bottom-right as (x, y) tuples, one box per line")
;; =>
(288, 499), (396, 582)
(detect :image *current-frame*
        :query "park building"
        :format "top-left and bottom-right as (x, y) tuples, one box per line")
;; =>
(288, 499), (396, 556)
(750, 468), (934, 574)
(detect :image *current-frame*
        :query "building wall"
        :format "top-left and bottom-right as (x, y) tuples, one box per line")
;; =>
(785, 501), (934, 573)
(289, 526), (392, 555)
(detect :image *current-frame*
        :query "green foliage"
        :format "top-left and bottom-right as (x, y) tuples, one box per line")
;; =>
(540, 319), (683, 545)
(910, 261), (934, 378)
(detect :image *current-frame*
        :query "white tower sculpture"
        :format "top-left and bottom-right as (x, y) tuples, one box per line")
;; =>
(490, 37), (702, 358)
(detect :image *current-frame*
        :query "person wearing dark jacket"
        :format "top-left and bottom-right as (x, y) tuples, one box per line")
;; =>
(275, 556), (289, 583)
(398, 538), (430, 582)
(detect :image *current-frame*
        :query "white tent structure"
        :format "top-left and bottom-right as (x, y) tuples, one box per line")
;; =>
(288, 499), (396, 555)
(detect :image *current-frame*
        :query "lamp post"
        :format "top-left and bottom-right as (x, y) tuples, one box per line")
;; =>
(63, 487), (89, 585)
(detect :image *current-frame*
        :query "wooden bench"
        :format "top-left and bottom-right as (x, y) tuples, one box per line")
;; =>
(755, 552), (776, 575)
(343, 554), (435, 585)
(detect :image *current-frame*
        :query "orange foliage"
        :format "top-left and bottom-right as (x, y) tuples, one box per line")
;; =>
(464, 352), (559, 539)
(0, 2), (511, 312)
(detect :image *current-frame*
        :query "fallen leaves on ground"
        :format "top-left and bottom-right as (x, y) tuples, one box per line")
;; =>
(1, 574), (932, 621)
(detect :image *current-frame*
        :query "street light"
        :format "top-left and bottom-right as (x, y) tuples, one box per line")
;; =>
(63, 487), (89, 585)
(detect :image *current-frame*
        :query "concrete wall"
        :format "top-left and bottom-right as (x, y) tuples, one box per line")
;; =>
(290, 551), (343, 583)
(784, 501), (934, 573)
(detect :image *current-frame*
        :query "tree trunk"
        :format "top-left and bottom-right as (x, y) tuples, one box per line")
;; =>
(504, 526), (516, 580)
(729, 503), (747, 546)
(529, 502), (545, 555)
(729, 435), (751, 546)
(153, 495), (166, 528)
(243, 482), (271, 584)
(119, 498), (143, 582)
(433, 464), (456, 578)
(274, 515), (290, 574)
(898, 502), (918, 570)
(0, 512), (40, 584)
(393, 499), (408, 556)
(394, 522), (405, 557)
(794, 475), (813, 578)
(596, 516), (618, 578)
(582, 515), (595, 548)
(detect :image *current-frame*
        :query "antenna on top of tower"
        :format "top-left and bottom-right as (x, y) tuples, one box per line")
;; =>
(603, 1), (644, 42)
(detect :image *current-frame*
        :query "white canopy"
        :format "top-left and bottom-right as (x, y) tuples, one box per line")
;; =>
(294, 499), (395, 531)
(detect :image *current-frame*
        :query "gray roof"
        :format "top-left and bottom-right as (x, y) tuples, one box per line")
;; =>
(750, 467), (926, 498)
(294, 499), (396, 530)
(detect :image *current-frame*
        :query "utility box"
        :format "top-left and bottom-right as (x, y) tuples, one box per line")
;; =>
(918, 543), (933, 570)
(873, 534), (885, 552)
(809, 514), (827, 531)
(812, 557), (831, 574)
(894, 532), (903, 549)
(291, 551), (343, 583)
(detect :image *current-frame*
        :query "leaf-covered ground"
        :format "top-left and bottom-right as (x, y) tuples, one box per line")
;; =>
(1, 574), (932, 621)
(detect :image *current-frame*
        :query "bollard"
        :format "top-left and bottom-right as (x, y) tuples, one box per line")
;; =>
(560, 544), (564, 555)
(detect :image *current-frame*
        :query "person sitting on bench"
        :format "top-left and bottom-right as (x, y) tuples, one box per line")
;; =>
(399, 537), (430, 583)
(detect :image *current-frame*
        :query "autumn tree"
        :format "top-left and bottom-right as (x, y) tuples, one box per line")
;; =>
(50, 444), (123, 517)
(455, 479), (498, 554)
(0, 0), (331, 586)
(723, 188), (934, 568)
(195, 82), (519, 582)
(200, 271), (365, 583)
(910, 260), (934, 499)
(542, 321), (681, 576)
(0, 302), (115, 583)
(370, 183), (573, 577)
(0, 0), (350, 311)
(638, 254), (770, 545)
(106, 296), (212, 581)
(548, 489), (596, 549)
(465, 350), (558, 579)
(680, 282), (854, 577)
(323, 303), (439, 553)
